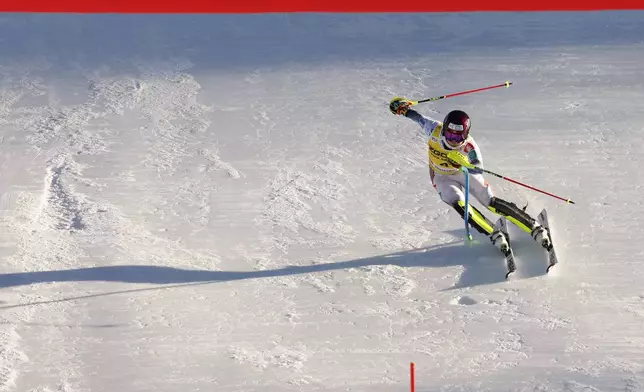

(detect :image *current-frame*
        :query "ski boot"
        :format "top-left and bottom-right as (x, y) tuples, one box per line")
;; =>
(490, 229), (510, 253)
(531, 224), (551, 250)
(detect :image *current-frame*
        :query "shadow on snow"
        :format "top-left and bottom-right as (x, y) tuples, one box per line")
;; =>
(0, 229), (550, 309)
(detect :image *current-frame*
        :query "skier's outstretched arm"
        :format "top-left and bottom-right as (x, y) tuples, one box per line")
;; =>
(389, 98), (440, 137)
(404, 109), (441, 138)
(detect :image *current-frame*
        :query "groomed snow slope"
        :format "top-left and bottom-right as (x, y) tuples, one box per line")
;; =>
(0, 11), (643, 392)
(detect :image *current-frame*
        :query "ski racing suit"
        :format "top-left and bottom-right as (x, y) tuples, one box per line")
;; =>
(404, 108), (543, 240)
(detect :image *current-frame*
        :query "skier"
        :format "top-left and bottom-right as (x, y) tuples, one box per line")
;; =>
(389, 97), (550, 253)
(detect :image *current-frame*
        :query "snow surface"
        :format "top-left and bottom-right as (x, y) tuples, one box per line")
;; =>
(1, 11), (644, 392)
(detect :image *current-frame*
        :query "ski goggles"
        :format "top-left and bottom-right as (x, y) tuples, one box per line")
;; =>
(444, 130), (466, 143)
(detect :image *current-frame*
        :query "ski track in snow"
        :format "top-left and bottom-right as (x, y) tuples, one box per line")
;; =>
(0, 11), (643, 392)
(0, 55), (228, 391)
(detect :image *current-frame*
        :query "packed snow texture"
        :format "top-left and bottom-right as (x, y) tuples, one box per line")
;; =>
(0, 11), (644, 392)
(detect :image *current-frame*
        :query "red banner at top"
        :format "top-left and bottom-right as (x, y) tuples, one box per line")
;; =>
(0, 0), (642, 13)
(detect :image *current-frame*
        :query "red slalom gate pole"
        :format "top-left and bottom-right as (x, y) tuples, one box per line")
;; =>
(411, 81), (512, 105)
(410, 362), (416, 392)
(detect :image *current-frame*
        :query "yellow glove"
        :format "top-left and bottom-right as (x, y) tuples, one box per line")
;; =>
(389, 97), (413, 115)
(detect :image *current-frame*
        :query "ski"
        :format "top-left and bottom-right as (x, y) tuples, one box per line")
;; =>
(494, 217), (517, 279)
(537, 209), (559, 273)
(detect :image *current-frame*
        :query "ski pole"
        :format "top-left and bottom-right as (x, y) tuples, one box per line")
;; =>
(461, 167), (473, 241)
(447, 152), (575, 204)
(410, 81), (512, 105)
(480, 168), (575, 204)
